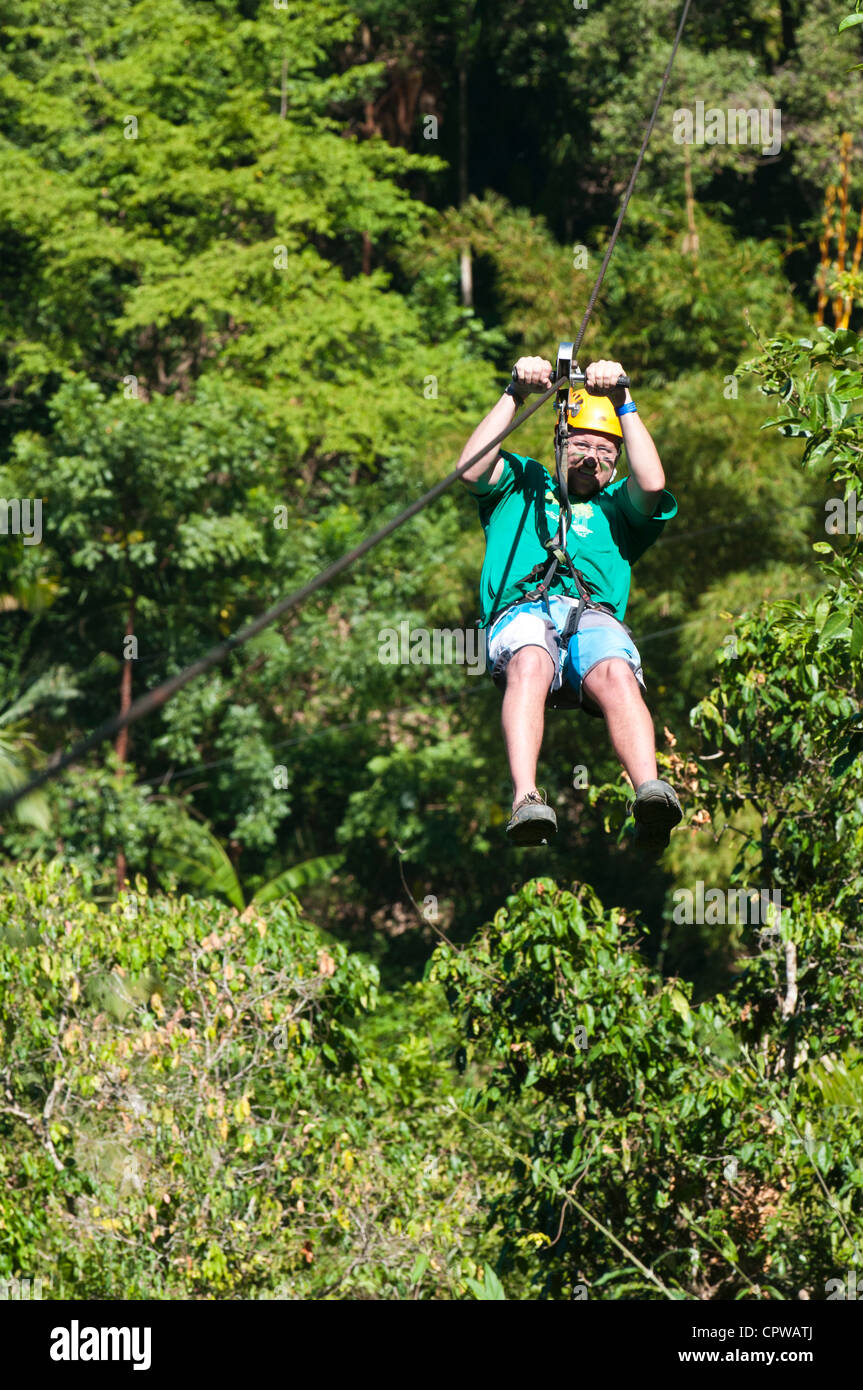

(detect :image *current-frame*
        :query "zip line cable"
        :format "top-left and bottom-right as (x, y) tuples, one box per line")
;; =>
(569, 0), (693, 364)
(0, 385), (557, 817)
(0, 0), (694, 820)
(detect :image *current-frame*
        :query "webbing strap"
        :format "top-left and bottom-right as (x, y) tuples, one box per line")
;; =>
(492, 555), (603, 634)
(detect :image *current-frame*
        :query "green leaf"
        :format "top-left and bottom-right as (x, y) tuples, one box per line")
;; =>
(468, 1264), (506, 1299)
(484, 1267), (506, 1299)
(807, 1048), (863, 1110)
(152, 813), (245, 909)
(252, 854), (345, 906)
(819, 611), (851, 645)
(669, 988), (691, 1023)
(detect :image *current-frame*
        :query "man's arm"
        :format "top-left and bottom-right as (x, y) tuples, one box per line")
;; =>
(458, 355), (553, 491)
(585, 360), (666, 516)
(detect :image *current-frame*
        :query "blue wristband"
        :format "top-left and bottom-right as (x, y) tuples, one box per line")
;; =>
(615, 400), (637, 417)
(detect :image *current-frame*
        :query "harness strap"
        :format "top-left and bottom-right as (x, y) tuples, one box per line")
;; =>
(490, 555), (614, 635)
(485, 421), (611, 633)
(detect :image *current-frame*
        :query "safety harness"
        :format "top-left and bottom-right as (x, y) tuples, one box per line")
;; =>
(487, 344), (629, 710)
(513, 552), (613, 643)
(490, 346), (618, 628)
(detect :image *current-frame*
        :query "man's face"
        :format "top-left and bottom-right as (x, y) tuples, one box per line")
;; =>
(561, 429), (620, 499)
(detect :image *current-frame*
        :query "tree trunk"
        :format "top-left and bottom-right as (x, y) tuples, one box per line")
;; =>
(682, 143), (699, 259)
(458, 56), (472, 307)
(115, 594), (136, 891)
(778, 0), (797, 60)
(459, 245), (473, 308)
(781, 939), (798, 1076)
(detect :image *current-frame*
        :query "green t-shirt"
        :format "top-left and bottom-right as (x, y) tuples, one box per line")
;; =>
(471, 450), (677, 627)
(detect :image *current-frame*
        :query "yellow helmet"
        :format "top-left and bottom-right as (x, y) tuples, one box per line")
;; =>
(558, 388), (622, 440)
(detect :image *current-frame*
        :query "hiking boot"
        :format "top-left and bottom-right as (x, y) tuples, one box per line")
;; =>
(506, 789), (558, 846)
(632, 779), (682, 854)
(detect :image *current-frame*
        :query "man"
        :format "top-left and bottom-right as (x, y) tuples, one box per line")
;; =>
(458, 353), (682, 852)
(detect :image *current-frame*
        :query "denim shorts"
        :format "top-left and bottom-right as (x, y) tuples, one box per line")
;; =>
(486, 595), (646, 713)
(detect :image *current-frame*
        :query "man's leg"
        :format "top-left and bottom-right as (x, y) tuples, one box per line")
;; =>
(581, 657), (681, 850)
(501, 644), (556, 809)
(581, 658), (657, 786)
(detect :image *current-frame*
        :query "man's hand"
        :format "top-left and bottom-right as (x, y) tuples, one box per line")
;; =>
(585, 359), (628, 410)
(512, 356), (554, 395)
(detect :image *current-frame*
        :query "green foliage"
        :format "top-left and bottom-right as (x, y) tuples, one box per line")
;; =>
(0, 860), (509, 1299)
(686, 326), (863, 914)
(0, 660), (79, 830)
(431, 878), (863, 1299)
(1, 0), (863, 1302)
